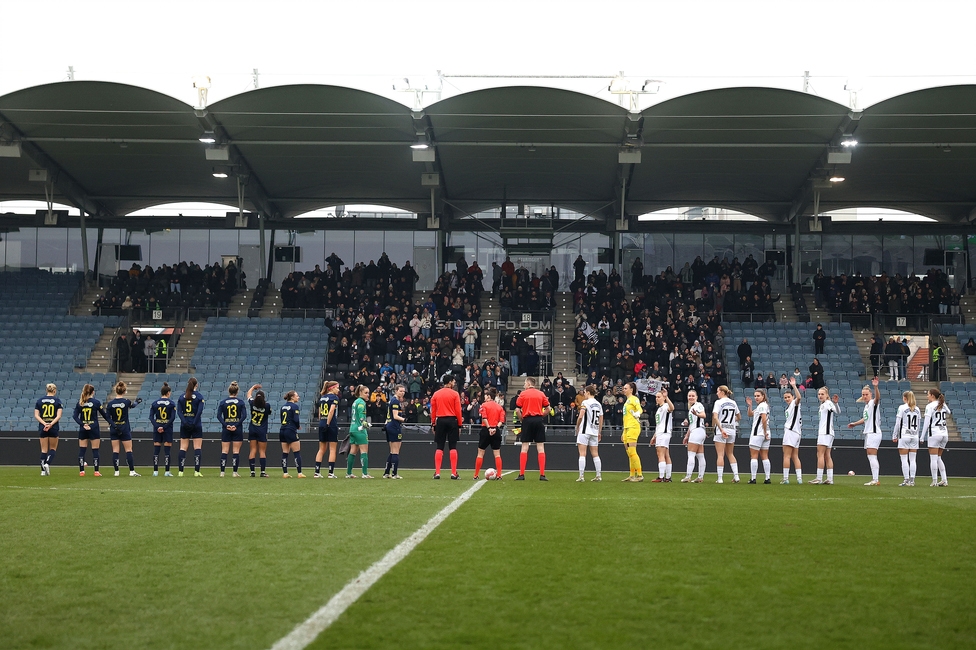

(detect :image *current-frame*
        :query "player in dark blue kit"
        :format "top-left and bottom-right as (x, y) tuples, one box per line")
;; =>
(217, 381), (247, 477)
(177, 377), (206, 477)
(314, 381), (340, 478)
(279, 390), (304, 478)
(34, 383), (64, 476)
(246, 384), (271, 477)
(73, 383), (106, 477)
(383, 384), (406, 479)
(103, 381), (143, 477)
(149, 382), (176, 477)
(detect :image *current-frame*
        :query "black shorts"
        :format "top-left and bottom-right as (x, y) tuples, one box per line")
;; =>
(318, 425), (339, 443)
(279, 430), (299, 444)
(434, 419), (460, 450)
(478, 426), (501, 450)
(180, 423), (203, 439)
(385, 424), (403, 444)
(38, 423), (59, 438)
(221, 427), (244, 443)
(152, 428), (174, 444)
(78, 428), (100, 441)
(248, 429), (268, 443)
(110, 425), (132, 442)
(520, 415), (546, 444)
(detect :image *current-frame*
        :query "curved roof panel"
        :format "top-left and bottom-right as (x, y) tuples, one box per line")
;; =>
(0, 82), (972, 223)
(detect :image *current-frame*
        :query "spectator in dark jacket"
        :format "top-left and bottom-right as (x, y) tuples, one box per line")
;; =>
(809, 358), (825, 389)
(737, 338), (753, 365)
(813, 324), (826, 355)
(869, 334), (884, 377)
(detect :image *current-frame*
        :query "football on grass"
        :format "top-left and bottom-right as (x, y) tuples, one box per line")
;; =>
(485, 468), (497, 480)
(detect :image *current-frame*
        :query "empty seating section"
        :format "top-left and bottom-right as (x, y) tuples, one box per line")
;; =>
(173, 317), (329, 432)
(938, 382), (976, 442)
(723, 322), (893, 440)
(0, 271), (118, 431)
(938, 324), (976, 377)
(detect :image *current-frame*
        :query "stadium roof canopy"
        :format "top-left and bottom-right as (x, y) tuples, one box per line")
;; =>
(1, 81), (975, 224)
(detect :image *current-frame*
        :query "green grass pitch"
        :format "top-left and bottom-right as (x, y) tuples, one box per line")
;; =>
(1, 468), (974, 650)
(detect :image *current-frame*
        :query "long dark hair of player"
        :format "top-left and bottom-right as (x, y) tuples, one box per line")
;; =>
(228, 381), (239, 396)
(185, 377), (198, 401)
(79, 383), (95, 405)
(161, 382), (171, 397)
(284, 390), (298, 402)
(253, 390), (266, 409)
(929, 388), (946, 411)
(115, 381), (127, 395)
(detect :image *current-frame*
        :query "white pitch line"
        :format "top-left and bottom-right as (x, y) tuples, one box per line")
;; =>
(269, 472), (508, 650)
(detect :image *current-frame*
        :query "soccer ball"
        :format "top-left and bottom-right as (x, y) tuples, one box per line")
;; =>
(848, 470), (855, 476)
(484, 468), (497, 480)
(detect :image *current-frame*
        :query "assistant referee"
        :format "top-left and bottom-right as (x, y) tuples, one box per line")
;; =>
(516, 376), (550, 481)
(430, 375), (463, 480)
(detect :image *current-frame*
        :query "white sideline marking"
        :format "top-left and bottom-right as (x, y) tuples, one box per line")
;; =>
(269, 471), (508, 650)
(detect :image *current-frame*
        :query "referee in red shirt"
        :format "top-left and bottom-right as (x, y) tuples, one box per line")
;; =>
(516, 376), (550, 481)
(429, 375), (463, 479)
(474, 387), (505, 480)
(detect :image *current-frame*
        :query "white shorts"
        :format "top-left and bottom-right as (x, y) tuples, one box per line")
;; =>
(782, 430), (801, 448)
(688, 428), (707, 446)
(897, 435), (919, 450)
(817, 434), (835, 448)
(715, 429), (736, 445)
(576, 433), (599, 447)
(927, 433), (948, 450)
(748, 435), (770, 451)
(654, 433), (672, 448)
(864, 433), (883, 450)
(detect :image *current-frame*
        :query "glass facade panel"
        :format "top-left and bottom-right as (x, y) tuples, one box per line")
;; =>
(149, 230), (180, 267)
(735, 234), (765, 263)
(413, 231), (435, 247)
(324, 231), (354, 270)
(851, 235), (882, 276)
(913, 235), (939, 274)
(293, 231), (323, 272)
(704, 233), (734, 263)
(821, 235), (852, 276)
(881, 235), (913, 277)
(580, 233), (610, 277)
(673, 233), (703, 270)
(620, 233), (644, 288)
(2, 228), (37, 268)
(642, 233), (674, 277)
(36, 228), (68, 270)
(124, 230), (151, 268)
(474, 232), (504, 272)
(208, 231), (240, 266)
(353, 231), (385, 267)
(178, 230), (209, 267)
(551, 234), (581, 291)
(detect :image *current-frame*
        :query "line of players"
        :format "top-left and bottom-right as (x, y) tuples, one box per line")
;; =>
(31, 375), (952, 485)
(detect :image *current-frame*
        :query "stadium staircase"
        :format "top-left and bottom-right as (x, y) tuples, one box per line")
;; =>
(117, 372), (146, 399)
(944, 334), (972, 382)
(258, 286), (282, 317)
(854, 332), (879, 376)
(82, 327), (120, 374)
(802, 292), (831, 323)
(774, 294), (798, 322)
(72, 283), (103, 316)
(227, 289), (255, 318)
(473, 295), (499, 364)
(551, 292), (578, 381)
(166, 321), (205, 374)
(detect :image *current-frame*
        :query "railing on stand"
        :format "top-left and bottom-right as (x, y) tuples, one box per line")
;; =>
(110, 312), (131, 373)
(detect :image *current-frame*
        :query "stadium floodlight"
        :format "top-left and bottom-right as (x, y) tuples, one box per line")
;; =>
(199, 131), (217, 144)
(829, 176), (845, 183)
(410, 140), (430, 150)
(841, 139), (858, 147)
(212, 166), (230, 179)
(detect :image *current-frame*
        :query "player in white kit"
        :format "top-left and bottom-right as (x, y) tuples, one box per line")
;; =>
(575, 385), (604, 482)
(847, 376), (883, 485)
(680, 389), (708, 482)
(809, 386), (840, 484)
(650, 389), (675, 482)
(745, 388), (771, 483)
(711, 385), (741, 484)
(891, 390), (920, 487)
(781, 377), (803, 484)
(921, 388), (950, 486)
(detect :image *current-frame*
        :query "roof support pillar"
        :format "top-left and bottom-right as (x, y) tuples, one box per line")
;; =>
(258, 211), (267, 281)
(793, 204), (801, 285)
(80, 209), (90, 286)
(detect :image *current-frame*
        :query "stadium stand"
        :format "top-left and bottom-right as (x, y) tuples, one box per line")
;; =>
(814, 269), (959, 316)
(92, 260), (241, 318)
(0, 270), (119, 430)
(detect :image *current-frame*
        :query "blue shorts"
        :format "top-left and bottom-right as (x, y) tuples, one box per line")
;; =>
(248, 429), (268, 443)
(153, 428), (174, 444)
(221, 427), (244, 443)
(318, 425), (339, 443)
(180, 424), (203, 439)
(279, 430), (299, 444)
(78, 428), (100, 441)
(38, 423), (59, 438)
(110, 425), (132, 441)
(385, 424), (403, 444)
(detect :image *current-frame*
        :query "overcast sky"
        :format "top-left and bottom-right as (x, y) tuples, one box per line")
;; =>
(2, 0), (974, 110)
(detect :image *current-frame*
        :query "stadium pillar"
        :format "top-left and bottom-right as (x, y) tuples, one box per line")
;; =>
(793, 209), (800, 284)
(257, 212), (267, 279)
(79, 209), (90, 286)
